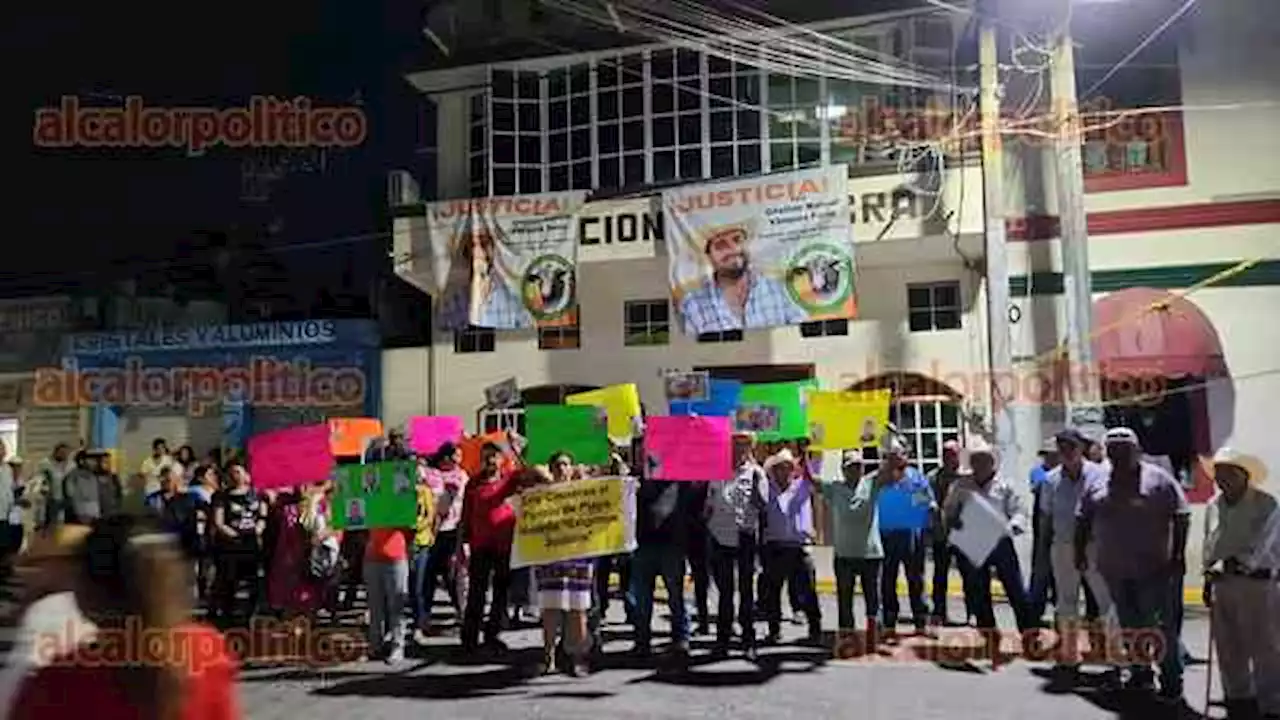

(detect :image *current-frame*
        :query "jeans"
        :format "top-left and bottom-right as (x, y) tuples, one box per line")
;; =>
(956, 537), (1032, 632)
(419, 530), (460, 619)
(591, 554), (633, 645)
(1107, 572), (1184, 692)
(628, 542), (690, 648)
(881, 529), (928, 627)
(212, 542), (259, 620)
(688, 530), (711, 628)
(931, 541), (971, 622)
(761, 543), (821, 637)
(461, 546), (512, 648)
(364, 559), (409, 656)
(834, 557), (882, 632)
(709, 533), (758, 647)
(411, 545), (434, 625)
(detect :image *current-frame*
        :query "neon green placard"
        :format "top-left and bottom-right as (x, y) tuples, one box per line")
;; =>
(332, 461), (418, 530)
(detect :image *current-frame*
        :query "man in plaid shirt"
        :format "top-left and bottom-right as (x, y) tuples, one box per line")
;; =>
(678, 226), (806, 335)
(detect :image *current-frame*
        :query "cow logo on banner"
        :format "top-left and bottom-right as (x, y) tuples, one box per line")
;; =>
(521, 253), (576, 321)
(786, 242), (854, 315)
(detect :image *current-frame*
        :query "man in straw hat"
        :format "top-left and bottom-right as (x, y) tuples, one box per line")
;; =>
(1076, 426), (1190, 702)
(1202, 448), (1280, 720)
(759, 448), (822, 645)
(677, 223), (806, 336)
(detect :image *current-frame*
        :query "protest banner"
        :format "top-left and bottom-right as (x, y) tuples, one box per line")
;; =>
(524, 405), (610, 465)
(331, 461), (418, 530)
(669, 377), (742, 417)
(247, 424), (335, 490)
(408, 415), (464, 456)
(805, 389), (892, 450)
(510, 476), (636, 568)
(459, 431), (519, 476)
(664, 166), (854, 335)
(949, 492), (1010, 567)
(565, 383), (643, 441)
(643, 415), (733, 481)
(663, 371), (709, 403)
(328, 417), (383, 457)
(735, 380), (816, 441)
(424, 192), (587, 330)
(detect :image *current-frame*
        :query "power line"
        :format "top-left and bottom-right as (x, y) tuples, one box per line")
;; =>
(1080, 0), (1200, 100)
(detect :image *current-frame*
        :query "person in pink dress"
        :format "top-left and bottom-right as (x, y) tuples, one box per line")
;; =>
(267, 480), (341, 630)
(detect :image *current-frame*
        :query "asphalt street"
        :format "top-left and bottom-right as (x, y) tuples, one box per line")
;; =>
(234, 595), (1218, 720)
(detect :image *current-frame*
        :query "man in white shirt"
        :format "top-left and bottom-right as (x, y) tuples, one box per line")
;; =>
(139, 438), (175, 495)
(705, 432), (767, 659)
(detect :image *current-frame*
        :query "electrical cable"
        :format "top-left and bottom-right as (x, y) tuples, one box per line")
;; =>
(1080, 0), (1200, 101)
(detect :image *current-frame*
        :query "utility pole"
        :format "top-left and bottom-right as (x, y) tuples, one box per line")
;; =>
(1050, 21), (1103, 436)
(977, 1), (1017, 464)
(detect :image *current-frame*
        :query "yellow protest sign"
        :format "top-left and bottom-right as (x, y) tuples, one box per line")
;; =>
(806, 389), (892, 450)
(565, 384), (642, 442)
(511, 476), (635, 568)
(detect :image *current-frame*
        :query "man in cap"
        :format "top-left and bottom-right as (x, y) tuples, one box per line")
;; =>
(1040, 428), (1116, 681)
(943, 443), (1034, 639)
(759, 448), (822, 645)
(926, 440), (965, 626)
(1027, 438), (1060, 624)
(1202, 448), (1280, 720)
(817, 449), (887, 649)
(1075, 427), (1190, 701)
(872, 437), (934, 635)
(678, 225), (806, 335)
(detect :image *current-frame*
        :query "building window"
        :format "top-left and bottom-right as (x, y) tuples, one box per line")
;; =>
(650, 48), (707, 183)
(708, 52), (763, 178)
(858, 399), (962, 477)
(538, 323), (581, 350)
(799, 319), (849, 338)
(454, 326), (496, 353)
(767, 70), (823, 171)
(623, 299), (670, 346)
(594, 53), (647, 191)
(1075, 8), (1185, 192)
(547, 63), (594, 191)
(490, 68), (544, 196)
(468, 93), (488, 198)
(479, 408), (525, 436)
(697, 329), (744, 343)
(907, 281), (961, 332)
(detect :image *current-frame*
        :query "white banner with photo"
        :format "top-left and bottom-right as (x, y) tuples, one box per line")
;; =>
(425, 192), (587, 330)
(663, 166), (854, 336)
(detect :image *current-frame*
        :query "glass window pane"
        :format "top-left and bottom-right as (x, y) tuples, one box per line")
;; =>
(469, 124), (484, 151)
(677, 48), (700, 76)
(795, 77), (820, 105)
(549, 100), (568, 131)
(920, 432), (939, 460)
(572, 161), (591, 189)
(652, 82), (674, 114)
(493, 102), (515, 132)
(549, 132), (568, 163)
(921, 402), (941, 429)
(492, 70), (514, 98)
(677, 80), (700, 111)
(622, 87), (644, 117)
(908, 286), (931, 308)
(599, 91), (619, 121)
(599, 157), (621, 188)
(797, 115), (821, 139)
(597, 59), (618, 88)
(708, 55), (731, 75)
(654, 151), (676, 181)
(711, 146), (735, 178)
(798, 142), (820, 165)
(651, 301), (669, 322)
(518, 72), (540, 100)
(598, 123), (620, 154)
(934, 283), (960, 308)
(570, 64), (590, 94)
(571, 129), (590, 159)
(738, 144), (762, 174)
(651, 50), (674, 79)
(908, 310), (933, 332)
(768, 75), (793, 107)
(738, 110), (761, 139)
(518, 103), (540, 132)
(518, 135), (540, 163)
(469, 154), (485, 182)
(623, 154), (645, 184)
(710, 111), (733, 142)
(678, 114), (701, 145)
(940, 403), (960, 428)
(934, 309), (961, 329)
(548, 69), (567, 97)
(571, 96), (590, 126)
(549, 164), (569, 190)
(494, 168), (515, 195)
(709, 77), (732, 108)
(679, 148), (702, 178)
(518, 167), (541, 192)
(625, 302), (647, 325)
(622, 54), (644, 83)
(770, 142), (795, 169)
(493, 134), (515, 162)
(899, 403), (918, 429)
(769, 115), (794, 142)
(652, 116), (675, 148)
(736, 74), (760, 104)
(623, 121), (644, 151)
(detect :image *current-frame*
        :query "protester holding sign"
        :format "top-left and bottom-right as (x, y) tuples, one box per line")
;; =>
(410, 459), (438, 642)
(817, 450), (886, 640)
(706, 432), (768, 659)
(210, 463), (265, 622)
(872, 439), (934, 635)
(760, 449), (822, 646)
(458, 443), (524, 655)
(418, 443), (468, 636)
(630, 466), (697, 660)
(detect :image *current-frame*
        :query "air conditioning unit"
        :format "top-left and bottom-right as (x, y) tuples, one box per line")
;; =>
(387, 170), (421, 209)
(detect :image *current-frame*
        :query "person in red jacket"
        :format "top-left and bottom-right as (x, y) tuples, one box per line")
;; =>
(11, 514), (240, 720)
(457, 443), (529, 654)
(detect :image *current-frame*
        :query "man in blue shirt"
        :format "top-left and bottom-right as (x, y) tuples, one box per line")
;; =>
(1028, 440), (1059, 624)
(872, 438), (935, 635)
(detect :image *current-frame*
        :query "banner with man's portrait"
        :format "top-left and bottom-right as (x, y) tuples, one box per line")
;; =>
(663, 167), (856, 336)
(425, 192), (587, 330)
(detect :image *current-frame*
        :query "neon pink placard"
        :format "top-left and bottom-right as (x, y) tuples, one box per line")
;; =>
(408, 416), (465, 456)
(248, 424), (335, 490)
(643, 415), (733, 481)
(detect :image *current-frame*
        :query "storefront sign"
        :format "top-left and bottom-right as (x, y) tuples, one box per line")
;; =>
(68, 319), (340, 355)
(0, 297), (77, 333)
(577, 197), (663, 263)
(849, 166), (983, 242)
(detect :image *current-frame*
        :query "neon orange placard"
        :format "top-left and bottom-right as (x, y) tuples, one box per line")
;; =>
(329, 418), (384, 457)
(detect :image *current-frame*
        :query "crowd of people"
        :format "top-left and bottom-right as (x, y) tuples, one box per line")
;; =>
(0, 423), (1276, 720)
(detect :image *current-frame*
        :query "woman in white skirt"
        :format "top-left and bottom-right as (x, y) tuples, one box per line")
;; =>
(533, 451), (595, 676)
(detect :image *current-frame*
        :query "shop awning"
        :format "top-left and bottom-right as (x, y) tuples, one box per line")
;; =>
(1091, 287), (1227, 378)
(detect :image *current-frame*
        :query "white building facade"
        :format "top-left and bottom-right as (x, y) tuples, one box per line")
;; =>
(391, 0), (1280, 565)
